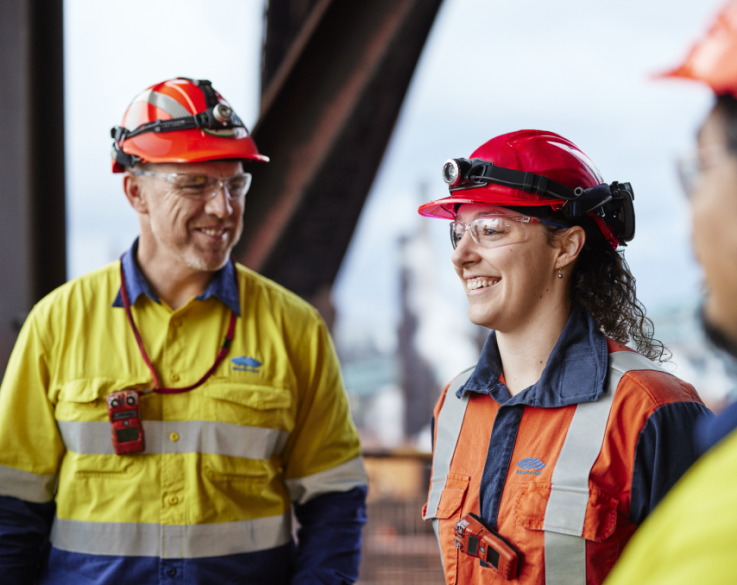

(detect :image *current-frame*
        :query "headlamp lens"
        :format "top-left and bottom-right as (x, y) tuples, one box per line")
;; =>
(213, 104), (233, 123)
(443, 160), (461, 185)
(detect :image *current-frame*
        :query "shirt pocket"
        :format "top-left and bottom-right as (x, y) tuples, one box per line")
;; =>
(432, 473), (471, 520)
(423, 473), (470, 585)
(203, 383), (292, 491)
(514, 482), (619, 543)
(203, 456), (273, 496)
(203, 382), (294, 432)
(55, 377), (133, 421)
(56, 378), (145, 479)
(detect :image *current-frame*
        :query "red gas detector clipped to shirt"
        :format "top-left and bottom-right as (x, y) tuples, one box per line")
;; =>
(455, 513), (522, 580)
(106, 390), (145, 455)
(106, 261), (238, 456)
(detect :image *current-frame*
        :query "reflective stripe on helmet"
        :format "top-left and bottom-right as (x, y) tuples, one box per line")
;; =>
(130, 89), (192, 122)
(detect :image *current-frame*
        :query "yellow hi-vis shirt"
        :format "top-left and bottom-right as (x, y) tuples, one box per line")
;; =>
(0, 258), (366, 563)
(604, 429), (737, 585)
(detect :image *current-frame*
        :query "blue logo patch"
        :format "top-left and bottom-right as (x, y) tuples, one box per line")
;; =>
(516, 457), (546, 476)
(231, 356), (262, 373)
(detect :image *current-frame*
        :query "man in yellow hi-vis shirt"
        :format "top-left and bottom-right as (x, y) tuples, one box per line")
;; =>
(605, 4), (737, 584)
(0, 78), (367, 585)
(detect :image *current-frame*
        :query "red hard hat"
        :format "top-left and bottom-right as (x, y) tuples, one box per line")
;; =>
(418, 129), (603, 220)
(110, 77), (268, 173)
(658, 1), (737, 96)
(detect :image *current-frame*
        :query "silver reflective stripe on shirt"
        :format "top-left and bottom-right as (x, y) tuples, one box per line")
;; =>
(57, 420), (289, 459)
(432, 518), (444, 572)
(0, 463), (57, 503)
(543, 351), (661, 585)
(50, 512), (292, 558)
(423, 366), (475, 520)
(286, 456), (368, 505)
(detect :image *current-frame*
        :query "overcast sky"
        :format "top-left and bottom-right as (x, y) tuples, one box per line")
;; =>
(65, 0), (725, 376)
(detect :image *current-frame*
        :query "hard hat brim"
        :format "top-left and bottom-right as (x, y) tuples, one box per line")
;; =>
(112, 128), (269, 173)
(418, 193), (562, 219)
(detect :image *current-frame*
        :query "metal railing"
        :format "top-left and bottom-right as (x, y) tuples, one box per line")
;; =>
(358, 452), (444, 584)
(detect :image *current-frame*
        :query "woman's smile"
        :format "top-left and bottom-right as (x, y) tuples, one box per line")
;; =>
(465, 276), (501, 293)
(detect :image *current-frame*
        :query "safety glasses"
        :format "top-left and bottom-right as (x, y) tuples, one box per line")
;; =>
(450, 214), (566, 250)
(676, 146), (733, 199)
(130, 171), (252, 201)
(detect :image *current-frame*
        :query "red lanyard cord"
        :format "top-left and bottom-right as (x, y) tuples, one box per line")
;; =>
(119, 261), (237, 395)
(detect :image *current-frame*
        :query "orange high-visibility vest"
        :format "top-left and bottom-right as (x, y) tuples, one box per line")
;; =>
(424, 342), (704, 585)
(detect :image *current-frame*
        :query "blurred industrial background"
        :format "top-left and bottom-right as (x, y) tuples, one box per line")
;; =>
(1, 0), (736, 581)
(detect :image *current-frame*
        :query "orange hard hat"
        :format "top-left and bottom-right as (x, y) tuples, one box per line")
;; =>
(110, 77), (268, 173)
(659, 1), (737, 96)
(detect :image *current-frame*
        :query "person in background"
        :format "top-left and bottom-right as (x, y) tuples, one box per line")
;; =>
(605, 4), (737, 583)
(0, 77), (367, 585)
(418, 130), (710, 584)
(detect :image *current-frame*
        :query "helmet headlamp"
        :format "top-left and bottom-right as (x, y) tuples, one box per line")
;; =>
(438, 157), (636, 247)
(212, 104), (233, 123)
(443, 158), (474, 186)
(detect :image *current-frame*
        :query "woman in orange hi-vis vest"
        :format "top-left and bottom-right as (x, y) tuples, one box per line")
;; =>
(418, 129), (710, 585)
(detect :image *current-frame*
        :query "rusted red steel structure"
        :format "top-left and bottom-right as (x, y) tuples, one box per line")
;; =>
(236, 0), (444, 314)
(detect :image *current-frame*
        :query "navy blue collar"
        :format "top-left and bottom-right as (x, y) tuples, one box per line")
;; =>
(112, 239), (241, 316)
(459, 305), (609, 408)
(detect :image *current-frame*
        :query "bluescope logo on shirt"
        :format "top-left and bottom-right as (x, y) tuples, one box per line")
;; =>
(516, 457), (546, 476)
(231, 356), (262, 373)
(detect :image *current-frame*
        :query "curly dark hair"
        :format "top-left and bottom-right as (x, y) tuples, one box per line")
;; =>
(542, 218), (670, 362)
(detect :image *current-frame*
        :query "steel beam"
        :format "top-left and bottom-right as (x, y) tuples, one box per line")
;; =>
(235, 0), (443, 308)
(0, 0), (66, 372)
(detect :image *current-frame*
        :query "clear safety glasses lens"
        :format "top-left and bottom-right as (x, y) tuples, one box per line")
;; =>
(169, 173), (252, 200)
(450, 216), (531, 250)
(132, 171), (252, 200)
(676, 152), (700, 199)
(676, 147), (733, 200)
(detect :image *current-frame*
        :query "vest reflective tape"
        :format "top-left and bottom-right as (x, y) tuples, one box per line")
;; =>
(286, 456), (368, 505)
(50, 511), (291, 558)
(432, 518), (445, 572)
(424, 366), (475, 520)
(0, 463), (57, 503)
(543, 351), (661, 585)
(57, 420), (289, 460)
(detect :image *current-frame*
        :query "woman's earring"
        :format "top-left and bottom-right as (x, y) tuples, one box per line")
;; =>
(558, 269), (563, 279)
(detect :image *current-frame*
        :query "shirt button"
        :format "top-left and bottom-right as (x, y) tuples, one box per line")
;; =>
(170, 432), (180, 443)
(167, 567), (177, 577)
(171, 373), (180, 382)
(169, 495), (179, 505)
(172, 318), (183, 327)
